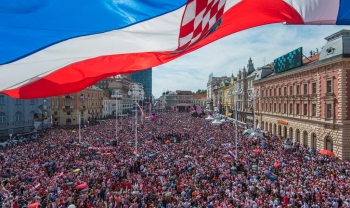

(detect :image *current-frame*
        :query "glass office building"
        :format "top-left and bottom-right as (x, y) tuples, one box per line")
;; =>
(131, 68), (152, 103)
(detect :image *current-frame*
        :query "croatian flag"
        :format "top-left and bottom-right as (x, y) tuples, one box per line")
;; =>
(133, 150), (140, 158)
(228, 149), (235, 159)
(1, 0), (350, 98)
(206, 138), (216, 142)
(135, 101), (146, 117)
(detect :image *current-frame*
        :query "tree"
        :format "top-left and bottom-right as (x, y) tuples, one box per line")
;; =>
(195, 89), (207, 94)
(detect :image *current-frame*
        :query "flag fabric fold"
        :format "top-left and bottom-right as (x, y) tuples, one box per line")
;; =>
(135, 102), (146, 117)
(1, 0), (350, 98)
(228, 149), (235, 159)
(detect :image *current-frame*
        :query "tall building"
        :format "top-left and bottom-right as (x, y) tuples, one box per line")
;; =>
(254, 30), (350, 159)
(0, 94), (50, 138)
(131, 68), (152, 102)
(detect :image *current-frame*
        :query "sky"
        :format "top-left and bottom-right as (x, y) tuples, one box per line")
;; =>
(152, 24), (350, 98)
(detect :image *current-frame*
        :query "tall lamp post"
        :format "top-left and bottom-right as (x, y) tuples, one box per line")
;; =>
(112, 90), (123, 140)
(249, 90), (260, 129)
(128, 83), (144, 157)
(232, 90), (244, 160)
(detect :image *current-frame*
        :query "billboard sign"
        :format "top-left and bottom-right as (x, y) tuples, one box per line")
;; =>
(274, 47), (302, 73)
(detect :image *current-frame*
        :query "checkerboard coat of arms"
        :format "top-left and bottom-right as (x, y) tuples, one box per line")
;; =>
(176, 0), (226, 52)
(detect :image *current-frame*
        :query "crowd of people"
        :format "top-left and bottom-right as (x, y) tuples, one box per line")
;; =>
(0, 112), (349, 208)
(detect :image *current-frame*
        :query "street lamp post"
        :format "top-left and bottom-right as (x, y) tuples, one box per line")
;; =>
(232, 90), (244, 160)
(112, 90), (123, 141)
(78, 114), (81, 143)
(128, 83), (144, 157)
(249, 91), (260, 129)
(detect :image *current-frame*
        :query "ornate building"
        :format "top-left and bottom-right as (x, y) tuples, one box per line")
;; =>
(206, 73), (230, 110)
(50, 86), (104, 125)
(254, 30), (350, 159)
(233, 58), (257, 123)
(0, 94), (49, 138)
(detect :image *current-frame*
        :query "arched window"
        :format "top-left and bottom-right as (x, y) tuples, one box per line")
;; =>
(0, 112), (6, 124)
(296, 129), (300, 143)
(303, 131), (308, 147)
(326, 136), (333, 151)
(311, 133), (317, 150)
(15, 111), (22, 122)
(289, 128), (293, 140)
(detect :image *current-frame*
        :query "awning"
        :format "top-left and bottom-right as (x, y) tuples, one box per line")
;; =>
(177, 103), (191, 107)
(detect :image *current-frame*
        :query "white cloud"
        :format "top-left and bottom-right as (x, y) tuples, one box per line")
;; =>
(153, 24), (350, 97)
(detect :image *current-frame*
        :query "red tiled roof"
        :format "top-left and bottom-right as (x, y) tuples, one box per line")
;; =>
(193, 94), (206, 99)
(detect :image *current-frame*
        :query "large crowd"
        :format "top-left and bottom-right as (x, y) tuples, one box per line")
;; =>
(0, 112), (350, 208)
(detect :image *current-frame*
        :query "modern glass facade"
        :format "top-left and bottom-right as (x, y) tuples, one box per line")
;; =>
(131, 68), (152, 102)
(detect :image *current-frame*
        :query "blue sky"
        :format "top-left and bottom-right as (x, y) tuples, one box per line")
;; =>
(152, 24), (350, 98)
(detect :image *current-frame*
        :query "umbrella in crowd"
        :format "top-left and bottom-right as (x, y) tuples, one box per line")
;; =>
(28, 203), (40, 208)
(319, 149), (336, 157)
(76, 184), (88, 190)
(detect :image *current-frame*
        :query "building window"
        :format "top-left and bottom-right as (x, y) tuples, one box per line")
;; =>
(284, 103), (286, 114)
(290, 103), (293, 114)
(278, 88), (281, 96)
(15, 111), (22, 122)
(296, 104), (300, 114)
(67, 111), (71, 115)
(54, 100), (58, 107)
(296, 85), (300, 95)
(304, 84), (308, 95)
(30, 99), (35, 105)
(326, 80), (332, 93)
(269, 89), (272, 96)
(265, 90), (268, 97)
(312, 83), (316, 94)
(0, 112), (6, 124)
(66, 101), (71, 107)
(304, 104), (307, 115)
(274, 89), (276, 96)
(265, 103), (267, 111)
(29, 111), (35, 120)
(312, 104), (316, 116)
(278, 103), (281, 112)
(15, 99), (21, 105)
(274, 103), (276, 112)
(327, 104), (332, 118)
(284, 87), (287, 96)
(0, 95), (4, 105)
(289, 86), (293, 95)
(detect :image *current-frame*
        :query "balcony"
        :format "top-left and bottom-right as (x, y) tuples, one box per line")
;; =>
(62, 106), (73, 109)
(14, 121), (24, 125)
(63, 95), (74, 99)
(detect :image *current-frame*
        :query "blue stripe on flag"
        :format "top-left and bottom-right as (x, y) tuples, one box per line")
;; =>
(0, 0), (187, 64)
(337, 0), (350, 25)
